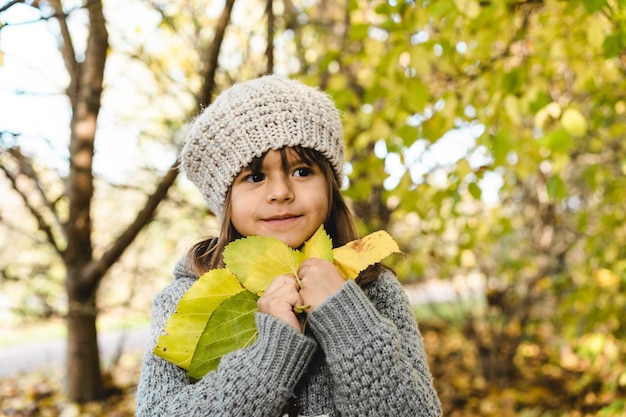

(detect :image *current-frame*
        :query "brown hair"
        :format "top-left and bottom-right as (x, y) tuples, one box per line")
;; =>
(184, 147), (381, 287)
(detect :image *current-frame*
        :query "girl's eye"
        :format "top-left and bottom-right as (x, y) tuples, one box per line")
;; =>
(293, 167), (312, 177)
(245, 172), (265, 183)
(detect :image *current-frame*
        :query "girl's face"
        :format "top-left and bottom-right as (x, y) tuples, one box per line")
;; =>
(230, 148), (330, 248)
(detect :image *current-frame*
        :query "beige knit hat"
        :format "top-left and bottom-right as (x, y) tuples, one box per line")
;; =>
(180, 75), (344, 217)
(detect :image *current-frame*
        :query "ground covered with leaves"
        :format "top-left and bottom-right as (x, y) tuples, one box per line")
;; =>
(422, 322), (626, 417)
(1, 322), (625, 416)
(0, 351), (141, 417)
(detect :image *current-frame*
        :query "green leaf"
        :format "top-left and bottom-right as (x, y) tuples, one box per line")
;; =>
(402, 80), (428, 113)
(547, 175), (567, 202)
(542, 128), (573, 153)
(397, 125), (419, 145)
(153, 268), (244, 369)
(492, 130), (513, 166)
(468, 182), (482, 200)
(223, 235), (302, 294)
(602, 34), (621, 58)
(422, 113), (454, 142)
(581, 0), (607, 13)
(349, 23), (369, 40)
(188, 290), (259, 378)
(503, 68), (523, 95)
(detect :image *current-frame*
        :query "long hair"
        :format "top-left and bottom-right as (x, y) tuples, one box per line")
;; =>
(185, 147), (381, 287)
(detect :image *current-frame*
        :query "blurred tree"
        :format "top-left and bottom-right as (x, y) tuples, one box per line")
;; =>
(281, 0), (626, 408)
(0, 0), (235, 402)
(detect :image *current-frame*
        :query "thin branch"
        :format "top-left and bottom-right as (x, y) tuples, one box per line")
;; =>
(0, 0), (23, 14)
(6, 147), (64, 233)
(198, 0), (237, 108)
(80, 163), (179, 290)
(46, 0), (79, 90)
(266, 0), (274, 74)
(0, 151), (64, 255)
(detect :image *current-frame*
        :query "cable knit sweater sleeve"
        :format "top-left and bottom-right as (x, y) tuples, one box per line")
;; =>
(135, 274), (318, 417)
(306, 270), (442, 417)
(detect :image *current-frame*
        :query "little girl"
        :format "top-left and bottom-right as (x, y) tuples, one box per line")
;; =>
(136, 75), (442, 417)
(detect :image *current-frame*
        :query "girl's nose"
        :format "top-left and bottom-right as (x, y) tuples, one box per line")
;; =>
(266, 176), (294, 203)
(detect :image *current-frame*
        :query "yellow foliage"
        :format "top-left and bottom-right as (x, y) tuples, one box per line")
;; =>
(560, 108), (588, 138)
(593, 268), (619, 288)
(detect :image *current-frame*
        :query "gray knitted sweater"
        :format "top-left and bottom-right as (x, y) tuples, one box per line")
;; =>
(136, 260), (442, 417)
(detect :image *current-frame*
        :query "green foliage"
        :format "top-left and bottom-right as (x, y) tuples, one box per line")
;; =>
(289, 0), (626, 412)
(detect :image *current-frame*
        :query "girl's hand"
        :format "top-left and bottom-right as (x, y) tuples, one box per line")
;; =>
(298, 258), (345, 312)
(257, 274), (304, 332)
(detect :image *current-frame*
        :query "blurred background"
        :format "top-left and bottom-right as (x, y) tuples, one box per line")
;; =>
(0, 0), (625, 415)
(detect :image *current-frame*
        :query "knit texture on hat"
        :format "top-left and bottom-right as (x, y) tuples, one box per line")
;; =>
(180, 75), (344, 217)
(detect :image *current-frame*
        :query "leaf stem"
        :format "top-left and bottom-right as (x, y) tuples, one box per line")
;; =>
(294, 273), (304, 289)
(293, 304), (310, 313)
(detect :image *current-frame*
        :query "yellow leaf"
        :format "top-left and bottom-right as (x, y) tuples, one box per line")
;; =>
(153, 268), (243, 369)
(504, 95), (521, 126)
(332, 230), (402, 279)
(594, 268), (619, 289)
(224, 235), (302, 294)
(301, 225), (333, 262)
(560, 108), (588, 137)
(586, 17), (605, 49)
(453, 0), (480, 19)
(534, 102), (561, 130)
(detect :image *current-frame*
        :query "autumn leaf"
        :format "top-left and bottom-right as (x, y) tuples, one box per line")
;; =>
(188, 290), (259, 378)
(301, 225), (334, 262)
(223, 235), (303, 294)
(333, 230), (401, 279)
(153, 268), (244, 369)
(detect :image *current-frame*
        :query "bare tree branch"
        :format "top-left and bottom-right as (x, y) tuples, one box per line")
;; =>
(266, 0), (274, 74)
(0, 0), (24, 14)
(6, 147), (64, 232)
(0, 149), (64, 255)
(198, 0), (236, 108)
(80, 163), (179, 289)
(47, 0), (79, 92)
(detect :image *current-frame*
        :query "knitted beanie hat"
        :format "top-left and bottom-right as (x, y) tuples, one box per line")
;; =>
(180, 75), (344, 217)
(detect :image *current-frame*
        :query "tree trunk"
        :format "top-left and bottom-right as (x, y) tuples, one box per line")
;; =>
(66, 293), (104, 402)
